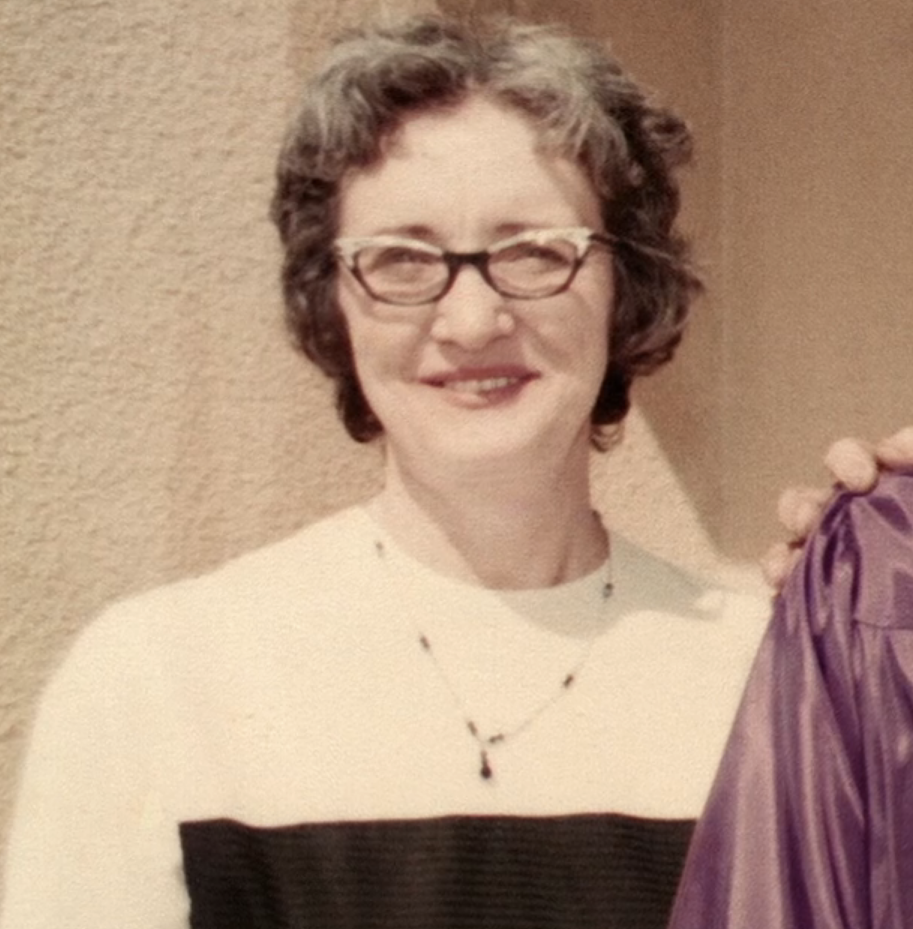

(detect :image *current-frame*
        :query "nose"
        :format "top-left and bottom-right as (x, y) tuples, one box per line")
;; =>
(429, 265), (515, 350)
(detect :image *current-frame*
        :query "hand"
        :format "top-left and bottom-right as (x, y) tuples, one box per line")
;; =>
(761, 427), (913, 589)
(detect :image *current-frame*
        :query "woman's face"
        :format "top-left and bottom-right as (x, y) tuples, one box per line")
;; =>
(336, 96), (613, 475)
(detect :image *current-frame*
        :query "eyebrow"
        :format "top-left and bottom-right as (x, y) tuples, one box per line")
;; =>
(492, 222), (539, 238)
(359, 224), (440, 242)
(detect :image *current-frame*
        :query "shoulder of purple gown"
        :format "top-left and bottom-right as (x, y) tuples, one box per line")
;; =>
(790, 468), (913, 633)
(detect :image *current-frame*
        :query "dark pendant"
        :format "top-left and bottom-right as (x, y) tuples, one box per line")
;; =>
(480, 751), (493, 780)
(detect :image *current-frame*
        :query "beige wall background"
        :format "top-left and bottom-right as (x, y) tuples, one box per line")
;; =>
(2, 0), (911, 868)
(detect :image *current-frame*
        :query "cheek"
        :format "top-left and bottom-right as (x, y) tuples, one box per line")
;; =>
(573, 278), (613, 369)
(336, 274), (366, 337)
(582, 321), (610, 391)
(338, 287), (422, 391)
(565, 302), (612, 403)
(336, 285), (380, 390)
(588, 269), (614, 363)
(337, 279), (381, 363)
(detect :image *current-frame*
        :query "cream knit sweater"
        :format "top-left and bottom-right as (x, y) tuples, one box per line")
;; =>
(1, 507), (768, 928)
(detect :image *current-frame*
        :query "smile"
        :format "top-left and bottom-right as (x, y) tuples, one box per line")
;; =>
(424, 367), (538, 393)
(443, 376), (524, 394)
(421, 369), (538, 406)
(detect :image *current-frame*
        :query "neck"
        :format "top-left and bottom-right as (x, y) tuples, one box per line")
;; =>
(370, 440), (607, 590)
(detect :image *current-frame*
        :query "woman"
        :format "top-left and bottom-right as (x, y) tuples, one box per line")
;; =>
(1, 15), (908, 929)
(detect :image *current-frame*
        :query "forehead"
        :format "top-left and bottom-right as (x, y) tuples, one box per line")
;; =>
(337, 96), (602, 239)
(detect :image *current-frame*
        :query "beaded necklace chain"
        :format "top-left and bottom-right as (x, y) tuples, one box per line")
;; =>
(374, 536), (613, 781)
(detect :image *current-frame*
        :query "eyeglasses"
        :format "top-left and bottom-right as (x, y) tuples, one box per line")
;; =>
(334, 227), (613, 306)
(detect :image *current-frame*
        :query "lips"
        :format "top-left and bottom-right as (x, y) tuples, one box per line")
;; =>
(441, 375), (522, 393)
(421, 367), (538, 403)
(424, 367), (536, 391)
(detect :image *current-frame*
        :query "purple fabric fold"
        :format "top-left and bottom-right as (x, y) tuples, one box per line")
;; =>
(668, 471), (913, 929)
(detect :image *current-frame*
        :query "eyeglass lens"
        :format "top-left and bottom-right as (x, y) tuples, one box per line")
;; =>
(353, 237), (584, 305)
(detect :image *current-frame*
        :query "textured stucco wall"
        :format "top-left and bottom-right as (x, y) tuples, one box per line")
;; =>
(717, 0), (913, 555)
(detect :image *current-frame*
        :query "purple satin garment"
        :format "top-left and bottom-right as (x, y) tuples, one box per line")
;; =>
(669, 471), (913, 929)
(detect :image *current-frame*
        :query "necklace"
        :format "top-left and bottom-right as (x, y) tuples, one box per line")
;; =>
(373, 533), (613, 781)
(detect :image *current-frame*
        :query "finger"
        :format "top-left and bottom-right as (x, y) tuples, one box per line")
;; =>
(760, 542), (802, 590)
(823, 437), (879, 492)
(875, 426), (913, 468)
(776, 486), (832, 538)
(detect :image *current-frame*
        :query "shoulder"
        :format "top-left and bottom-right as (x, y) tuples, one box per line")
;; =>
(793, 470), (913, 635)
(607, 535), (771, 706)
(823, 468), (913, 533)
(609, 536), (771, 730)
(584, 538), (771, 814)
(818, 468), (913, 560)
(133, 504), (367, 606)
(136, 505), (372, 611)
(0, 512), (383, 929)
(59, 506), (378, 682)
(612, 534), (771, 649)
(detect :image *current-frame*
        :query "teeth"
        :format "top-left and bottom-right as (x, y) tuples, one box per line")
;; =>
(445, 376), (520, 393)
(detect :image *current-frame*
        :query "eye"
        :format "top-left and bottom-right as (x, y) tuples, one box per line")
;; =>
(358, 245), (440, 279)
(492, 239), (578, 271)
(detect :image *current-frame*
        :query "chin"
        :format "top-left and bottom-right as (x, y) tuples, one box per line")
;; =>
(373, 382), (595, 467)
(396, 412), (592, 472)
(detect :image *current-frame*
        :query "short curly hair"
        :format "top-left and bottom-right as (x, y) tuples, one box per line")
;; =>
(271, 15), (701, 444)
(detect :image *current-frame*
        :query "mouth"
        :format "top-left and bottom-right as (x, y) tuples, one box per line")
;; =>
(422, 368), (538, 404)
(439, 375), (525, 394)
